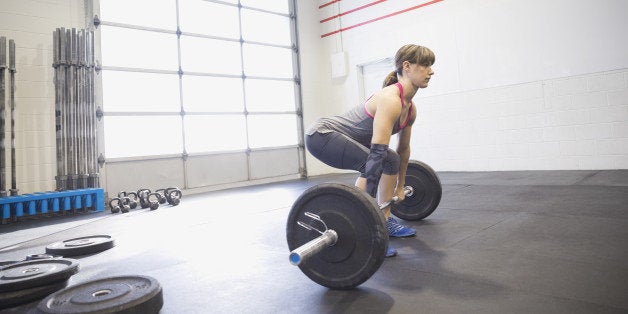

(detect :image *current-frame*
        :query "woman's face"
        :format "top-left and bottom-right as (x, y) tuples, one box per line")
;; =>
(404, 62), (434, 89)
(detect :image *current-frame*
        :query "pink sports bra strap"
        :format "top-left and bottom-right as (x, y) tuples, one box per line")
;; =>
(395, 82), (405, 107)
(395, 82), (413, 129)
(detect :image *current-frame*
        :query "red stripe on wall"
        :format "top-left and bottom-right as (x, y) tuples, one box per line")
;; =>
(321, 0), (444, 38)
(320, 0), (387, 24)
(319, 0), (341, 9)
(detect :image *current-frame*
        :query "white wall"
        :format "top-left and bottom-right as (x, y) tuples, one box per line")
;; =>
(415, 70), (628, 170)
(296, 0), (335, 176)
(1, 0), (626, 193)
(0, 0), (86, 193)
(299, 0), (628, 174)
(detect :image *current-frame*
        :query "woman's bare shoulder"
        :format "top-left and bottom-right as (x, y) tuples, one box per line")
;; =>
(376, 85), (402, 107)
(366, 87), (402, 117)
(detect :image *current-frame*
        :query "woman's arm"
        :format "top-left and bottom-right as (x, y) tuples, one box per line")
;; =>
(395, 104), (417, 193)
(363, 92), (402, 197)
(370, 93), (402, 145)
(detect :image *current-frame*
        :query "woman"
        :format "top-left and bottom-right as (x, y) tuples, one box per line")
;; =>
(305, 44), (435, 257)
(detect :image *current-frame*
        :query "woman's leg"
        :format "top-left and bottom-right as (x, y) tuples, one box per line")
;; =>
(307, 131), (414, 238)
(305, 131), (369, 172)
(359, 149), (416, 238)
(377, 174), (398, 219)
(355, 174), (396, 219)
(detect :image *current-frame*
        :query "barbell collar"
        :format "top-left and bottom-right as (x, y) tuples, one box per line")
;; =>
(289, 229), (338, 266)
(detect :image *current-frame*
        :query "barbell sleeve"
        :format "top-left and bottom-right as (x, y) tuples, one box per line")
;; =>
(289, 229), (338, 266)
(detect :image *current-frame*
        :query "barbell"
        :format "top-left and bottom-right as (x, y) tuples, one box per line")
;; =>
(289, 185), (414, 266)
(286, 160), (442, 289)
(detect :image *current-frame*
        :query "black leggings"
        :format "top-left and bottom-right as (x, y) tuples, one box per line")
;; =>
(305, 131), (400, 176)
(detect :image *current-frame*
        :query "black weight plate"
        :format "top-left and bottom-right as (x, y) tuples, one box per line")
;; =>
(26, 254), (63, 261)
(0, 260), (21, 268)
(0, 279), (68, 310)
(391, 160), (442, 221)
(46, 235), (115, 257)
(35, 275), (163, 314)
(0, 259), (79, 292)
(0, 255), (61, 270)
(287, 183), (387, 290)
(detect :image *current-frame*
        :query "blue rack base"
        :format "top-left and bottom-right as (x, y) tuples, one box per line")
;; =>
(1, 188), (105, 224)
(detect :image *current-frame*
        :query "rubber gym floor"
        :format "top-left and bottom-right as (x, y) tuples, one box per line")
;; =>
(1, 170), (627, 313)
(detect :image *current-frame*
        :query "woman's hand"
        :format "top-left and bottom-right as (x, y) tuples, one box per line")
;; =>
(393, 186), (407, 203)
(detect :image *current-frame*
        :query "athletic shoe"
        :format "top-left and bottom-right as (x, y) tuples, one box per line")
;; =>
(386, 244), (397, 257)
(387, 217), (416, 237)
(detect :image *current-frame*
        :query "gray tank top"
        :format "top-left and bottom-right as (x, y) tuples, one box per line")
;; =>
(306, 82), (412, 147)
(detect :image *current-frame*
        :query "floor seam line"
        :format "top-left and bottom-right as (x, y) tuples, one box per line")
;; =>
(446, 213), (519, 248)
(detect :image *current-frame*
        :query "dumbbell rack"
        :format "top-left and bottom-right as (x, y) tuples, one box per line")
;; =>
(0, 188), (104, 224)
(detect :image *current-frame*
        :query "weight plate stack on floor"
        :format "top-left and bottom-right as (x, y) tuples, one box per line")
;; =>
(0, 280), (69, 310)
(391, 160), (442, 221)
(0, 259), (79, 309)
(0, 254), (62, 269)
(286, 183), (388, 289)
(46, 235), (115, 257)
(35, 275), (164, 314)
(0, 259), (79, 292)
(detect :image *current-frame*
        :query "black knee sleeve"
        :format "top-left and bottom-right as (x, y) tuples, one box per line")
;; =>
(364, 144), (388, 197)
(383, 150), (400, 175)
